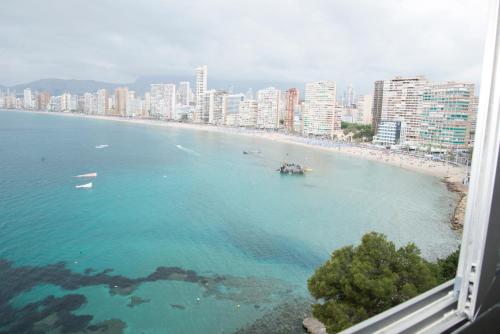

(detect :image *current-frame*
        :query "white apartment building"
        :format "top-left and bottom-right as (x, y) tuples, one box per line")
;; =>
(150, 84), (176, 119)
(61, 93), (72, 112)
(195, 65), (208, 122)
(355, 94), (373, 125)
(303, 81), (339, 138)
(378, 76), (428, 146)
(224, 93), (245, 126)
(256, 87), (281, 129)
(239, 100), (258, 128)
(178, 81), (192, 106)
(207, 90), (227, 125)
(96, 89), (108, 115)
(83, 92), (96, 114)
(23, 88), (32, 109)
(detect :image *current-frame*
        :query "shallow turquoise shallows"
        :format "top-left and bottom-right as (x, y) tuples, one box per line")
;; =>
(0, 110), (459, 333)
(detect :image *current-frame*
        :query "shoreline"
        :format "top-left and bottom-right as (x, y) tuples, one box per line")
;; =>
(3, 109), (468, 229)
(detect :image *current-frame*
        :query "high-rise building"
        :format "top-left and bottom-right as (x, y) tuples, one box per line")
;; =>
(23, 88), (32, 109)
(61, 93), (72, 112)
(469, 96), (479, 146)
(376, 76), (428, 146)
(294, 103), (305, 134)
(355, 94), (373, 125)
(83, 92), (95, 114)
(239, 100), (258, 128)
(224, 93), (245, 126)
(178, 81), (192, 106)
(115, 87), (129, 116)
(419, 82), (475, 150)
(343, 83), (355, 107)
(284, 88), (299, 132)
(256, 87), (281, 129)
(150, 84), (176, 119)
(303, 81), (338, 138)
(37, 91), (51, 111)
(195, 65), (208, 122)
(207, 90), (227, 125)
(96, 89), (108, 115)
(371, 80), (384, 133)
(144, 92), (151, 118)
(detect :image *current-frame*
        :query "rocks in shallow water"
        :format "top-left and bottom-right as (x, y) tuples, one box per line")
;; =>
(303, 317), (328, 334)
(127, 296), (151, 308)
(233, 298), (312, 334)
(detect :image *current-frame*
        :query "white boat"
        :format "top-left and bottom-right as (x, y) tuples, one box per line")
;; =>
(75, 182), (92, 189)
(95, 144), (109, 149)
(75, 172), (97, 178)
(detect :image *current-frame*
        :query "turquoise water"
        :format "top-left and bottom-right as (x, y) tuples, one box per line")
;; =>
(0, 110), (459, 333)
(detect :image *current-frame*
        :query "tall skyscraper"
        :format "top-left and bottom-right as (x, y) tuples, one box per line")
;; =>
(303, 81), (338, 138)
(224, 93), (245, 126)
(256, 87), (281, 129)
(115, 87), (129, 116)
(23, 88), (32, 109)
(61, 93), (71, 112)
(96, 89), (108, 115)
(377, 76), (428, 146)
(206, 90), (227, 125)
(419, 82), (475, 150)
(239, 100), (258, 128)
(37, 91), (50, 111)
(343, 84), (355, 107)
(355, 94), (373, 125)
(150, 84), (176, 119)
(178, 81), (192, 106)
(83, 92), (95, 114)
(371, 80), (384, 133)
(195, 65), (208, 122)
(284, 88), (299, 132)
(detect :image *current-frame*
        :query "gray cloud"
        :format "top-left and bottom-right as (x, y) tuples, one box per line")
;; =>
(0, 0), (490, 93)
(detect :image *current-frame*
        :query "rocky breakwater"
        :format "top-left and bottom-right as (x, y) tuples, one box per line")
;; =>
(443, 177), (468, 230)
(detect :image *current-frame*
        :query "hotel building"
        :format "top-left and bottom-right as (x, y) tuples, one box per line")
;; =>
(256, 87), (281, 129)
(303, 81), (339, 138)
(419, 82), (475, 150)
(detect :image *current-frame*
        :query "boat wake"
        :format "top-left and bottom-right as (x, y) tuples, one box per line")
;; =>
(74, 172), (97, 178)
(176, 145), (200, 156)
(95, 144), (109, 149)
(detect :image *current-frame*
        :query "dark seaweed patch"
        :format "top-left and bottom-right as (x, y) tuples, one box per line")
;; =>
(170, 304), (186, 310)
(127, 296), (150, 308)
(0, 293), (126, 334)
(0, 259), (296, 333)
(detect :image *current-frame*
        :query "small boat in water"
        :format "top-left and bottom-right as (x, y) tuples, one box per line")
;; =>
(75, 182), (92, 189)
(95, 144), (109, 149)
(75, 172), (97, 178)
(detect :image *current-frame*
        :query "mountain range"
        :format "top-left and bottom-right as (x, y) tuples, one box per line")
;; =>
(1, 76), (305, 96)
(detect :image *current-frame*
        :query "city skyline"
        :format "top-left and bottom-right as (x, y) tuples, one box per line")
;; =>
(1, 64), (478, 153)
(0, 0), (489, 93)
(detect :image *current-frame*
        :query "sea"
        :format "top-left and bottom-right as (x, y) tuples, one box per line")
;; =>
(0, 110), (460, 333)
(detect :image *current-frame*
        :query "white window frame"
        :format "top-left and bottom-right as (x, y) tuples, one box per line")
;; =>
(339, 0), (500, 332)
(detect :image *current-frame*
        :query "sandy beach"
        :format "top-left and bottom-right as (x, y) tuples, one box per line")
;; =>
(22, 110), (467, 184)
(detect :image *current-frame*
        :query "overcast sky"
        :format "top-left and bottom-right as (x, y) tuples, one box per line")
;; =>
(0, 0), (490, 93)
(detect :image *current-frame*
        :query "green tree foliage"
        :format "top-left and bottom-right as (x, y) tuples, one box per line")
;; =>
(308, 233), (459, 333)
(341, 122), (374, 141)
